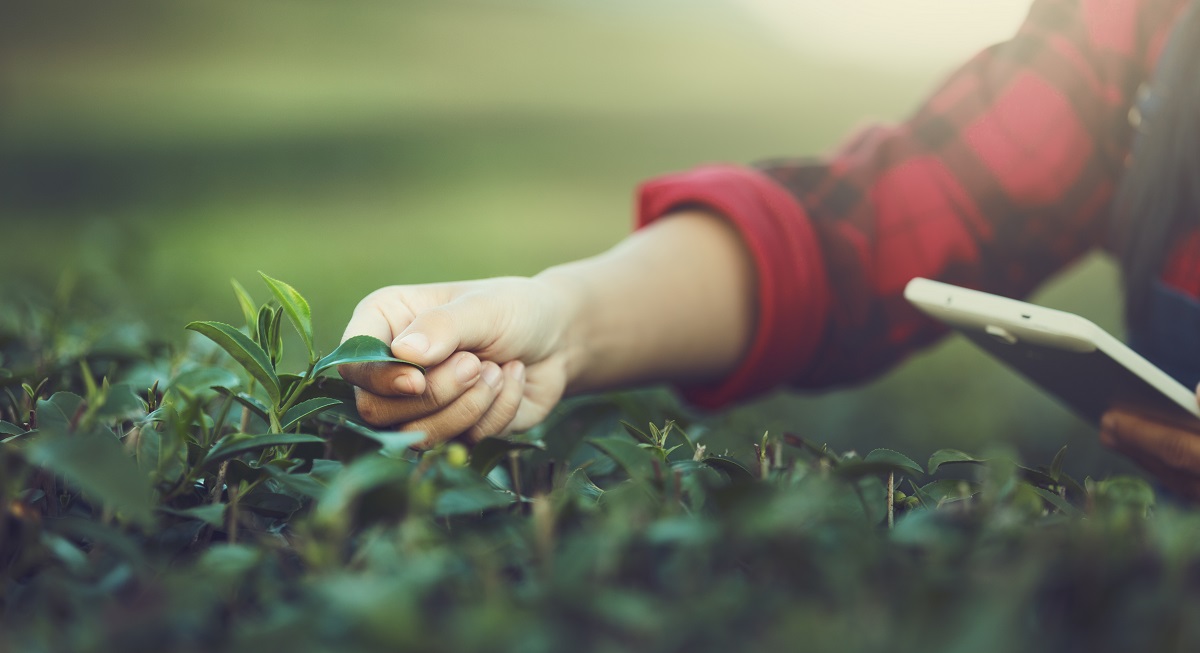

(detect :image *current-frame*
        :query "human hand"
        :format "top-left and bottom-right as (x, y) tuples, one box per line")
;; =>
(1099, 390), (1200, 501)
(338, 276), (577, 449)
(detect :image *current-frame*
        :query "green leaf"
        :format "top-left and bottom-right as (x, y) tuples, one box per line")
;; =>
(203, 432), (325, 466)
(169, 366), (241, 401)
(917, 479), (979, 506)
(565, 468), (605, 502)
(212, 387), (270, 423)
(1049, 445), (1068, 481)
(1031, 486), (1084, 518)
(240, 489), (302, 519)
(589, 437), (656, 481)
(256, 304), (273, 350)
(281, 397), (343, 432)
(27, 433), (155, 526)
(314, 335), (423, 376)
(259, 272), (315, 362)
(36, 396), (73, 434)
(0, 420), (26, 435)
(268, 305), (285, 364)
(620, 421), (655, 445)
(701, 455), (754, 482)
(837, 449), (924, 480)
(927, 449), (987, 476)
(434, 486), (515, 516)
(315, 455), (411, 525)
(161, 504), (226, 528)
(469, 436), (547, 475)
(96, 383), (146, 421)
(264, 465), (328, 499)
(864, 449), (924, 476)
(230, 278), (259, 331)
(185, 321), (281, 406)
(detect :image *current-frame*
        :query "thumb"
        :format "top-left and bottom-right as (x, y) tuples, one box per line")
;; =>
(390, 297), (498, 368)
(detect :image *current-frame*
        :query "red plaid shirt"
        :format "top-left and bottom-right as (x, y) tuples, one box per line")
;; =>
(637, 0), (1194, 408)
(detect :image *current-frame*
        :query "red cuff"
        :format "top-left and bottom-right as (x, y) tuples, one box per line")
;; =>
(636, 164), (831, 409)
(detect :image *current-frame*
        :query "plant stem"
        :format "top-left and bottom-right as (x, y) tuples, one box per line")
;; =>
(887, 472), (895, 530)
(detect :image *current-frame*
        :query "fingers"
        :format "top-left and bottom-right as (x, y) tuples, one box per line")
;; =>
(404, 361), (507, 449)
(339, 292), (427, 396)
(1100, 409), (1200, 475)
(339, 361), (428, 397)
(355, 352), (483, 427)
(390, 293), (502, 370)
(464, 360), (526, 444)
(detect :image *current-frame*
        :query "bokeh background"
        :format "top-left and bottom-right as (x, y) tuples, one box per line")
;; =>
(0, 0), (1139, 477)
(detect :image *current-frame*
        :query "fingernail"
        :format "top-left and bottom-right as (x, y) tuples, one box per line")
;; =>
(482, 363), (502, 388)
(509, 360), (525, 381)
(1101, 413), (1116, 432)
(394, 332), (430, 356)
(456, 355), (480, 384)
(394, 372), (419, 394)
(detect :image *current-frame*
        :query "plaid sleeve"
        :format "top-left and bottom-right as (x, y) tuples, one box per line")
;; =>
(638, 0), (1184, 407)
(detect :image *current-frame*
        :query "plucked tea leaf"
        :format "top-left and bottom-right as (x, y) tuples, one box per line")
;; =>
(281, 397), (343, 432)
(203, 432), (325, 466)
(469, 436), (547, 475)
(314, 335), (423, 376)
(185, 321), (281, 405)
(27, 433), (154, 526)
(927, 449), (987, 475)
(260, 272), (315, 362)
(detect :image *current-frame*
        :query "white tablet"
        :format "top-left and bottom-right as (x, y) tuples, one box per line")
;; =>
(904, 277), (1200, 427)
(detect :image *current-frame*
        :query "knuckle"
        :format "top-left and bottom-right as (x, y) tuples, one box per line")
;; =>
(355, 394), (392, 427)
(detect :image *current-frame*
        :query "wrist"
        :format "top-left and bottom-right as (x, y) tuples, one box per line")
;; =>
(532, 265), (593, 395)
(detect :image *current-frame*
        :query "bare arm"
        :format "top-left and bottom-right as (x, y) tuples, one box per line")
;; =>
(541, 209), (757, 394)
(339, 209), (756, 446)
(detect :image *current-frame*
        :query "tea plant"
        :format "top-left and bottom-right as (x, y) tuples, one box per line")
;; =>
(0, 276), (1196, 653)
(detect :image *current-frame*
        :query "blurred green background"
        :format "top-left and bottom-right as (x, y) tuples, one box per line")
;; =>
(0, 0), (1139, 477)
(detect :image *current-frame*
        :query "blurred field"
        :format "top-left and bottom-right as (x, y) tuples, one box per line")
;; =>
(0, 0), (1138, 476)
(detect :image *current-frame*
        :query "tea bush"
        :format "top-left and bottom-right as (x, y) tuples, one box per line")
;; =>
(2, 276), (1198, 653)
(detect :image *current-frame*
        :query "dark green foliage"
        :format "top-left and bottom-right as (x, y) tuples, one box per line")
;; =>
(2, 277), (1199, 653)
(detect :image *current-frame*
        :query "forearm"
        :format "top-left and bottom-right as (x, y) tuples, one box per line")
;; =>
(537, 209), (757, 395)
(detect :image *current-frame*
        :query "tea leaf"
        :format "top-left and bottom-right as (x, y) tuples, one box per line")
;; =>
(927, 449), (986, 476)
(701, 455), (754, 482)
(589, 437), (656, 480)
(162, 504), (226, 528)
(1049, 445), (1068, 481)
(185, 321), (281, 406)
(434, 486), (514, 517)
(469, 436), (547, 475)
(0, 420), (26, 435)
(260, 272), (315, 362)
(1031, 487), (1083, 517)
(212, 387), (270, 423)
(314, 335), (423, 376)
(230, 279), (258, 331)
(203, 432), (325, 466)
(27, 433), (155, 527)
(281, 397), (343, 432)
